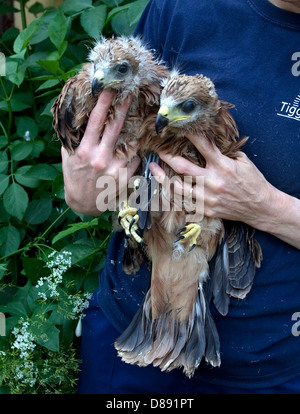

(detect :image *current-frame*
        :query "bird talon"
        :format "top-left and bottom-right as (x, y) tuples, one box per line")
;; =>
(174, 235), (185, 243)
(175, 223), (202, 249)
(118, 202), (143, 244)
(188, 244), (196, 252)
(176, 227), (186, 236)
(129, 216), (138, 232)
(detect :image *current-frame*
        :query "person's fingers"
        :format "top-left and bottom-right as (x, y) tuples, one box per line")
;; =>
(61, 146), (68, 162)
(186, 132), (223, 166)
(127, 155), (141, 178)
(149, 161), (195, 198)
(81, 89), (115, 146)
(157, 152), (207, 177)
(149, 161), (167, 183)
(100, 94), (133, 154)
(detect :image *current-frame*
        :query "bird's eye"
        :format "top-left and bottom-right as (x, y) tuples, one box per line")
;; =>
(117, 64), (128, 74)
(181, 100), (196, 114)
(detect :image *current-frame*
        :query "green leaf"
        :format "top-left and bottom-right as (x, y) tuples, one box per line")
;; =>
(80, 5), (107, 40)
(52, 218), (98, 245)
(62, 240), (99, 265)
(0, 174), (9, 196)
(108, 0), (149, 35)
(21, 257), (49, 284)
(35, 78), (60, 92)
(25, 198), (52, 224)
(15, 165), (41, 188)
(0, 263), (7, 281)
(101, 0), (126, 6)
(23, 164), (58, 181)
(40, 98), (56, 117)
(61, 0), (92, 15)
(15, 116), (39, 140)
(0, 300), (28, 318)
(2, 27), (19, 42)
(13, 16), (42, 54)
(52, 173), (65, 200)
(32, 319), (60, 352)
(3, 183), (29, 220)
(128, 0), (149, 26)
(31, 140), (45, 158)
(106, 4), (128, 23)
(37, 59), (60, 74)
(84, 270), (99, 293)
(10, 141), (33, 161)
(29, 9), (57, 45)
(0, 136), (8, 150)
(28, 2), (45, 15)
(110, 9), (132, 35)
(49, 8), (68, 50)
(0, 93), (31, 112)
(61, 317), (76, 347)
(0, 4), (19, 14)
(0, 200), (10, 223)
(0, 151), (9, 174)
(0, 225), (21, 257)
(5, 56), (26, 87)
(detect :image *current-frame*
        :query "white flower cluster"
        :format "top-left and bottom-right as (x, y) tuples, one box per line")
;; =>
(16, 360), (38, 388)
(11, 320), (36, 359)
(10, 320), (38, 387)
(68, 292), (92, 320)
(37, 251), (72, 299)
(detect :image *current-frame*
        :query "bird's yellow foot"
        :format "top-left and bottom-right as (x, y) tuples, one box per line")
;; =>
(175, 223), (201, 251)
(118, 201), (143, 244)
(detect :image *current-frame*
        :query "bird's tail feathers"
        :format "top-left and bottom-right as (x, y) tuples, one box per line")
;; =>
(114, 284), (220, 378)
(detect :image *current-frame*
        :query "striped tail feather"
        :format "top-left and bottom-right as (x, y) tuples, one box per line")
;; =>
(114, 282), (220, 378)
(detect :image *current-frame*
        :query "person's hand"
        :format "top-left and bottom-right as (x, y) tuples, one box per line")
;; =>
(61, 89), (140, 216)
(149, 133), (300, 249)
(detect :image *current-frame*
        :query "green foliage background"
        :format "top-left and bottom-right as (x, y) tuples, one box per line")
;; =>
(0, 0), (149, 394)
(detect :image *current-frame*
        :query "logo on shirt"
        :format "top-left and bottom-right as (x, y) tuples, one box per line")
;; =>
(277, 94), (300, 122)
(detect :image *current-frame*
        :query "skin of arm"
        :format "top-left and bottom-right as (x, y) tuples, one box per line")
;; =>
(268, 0), (300, 13)
(149, 133), (300, 250)
(61, 89), (140, 216)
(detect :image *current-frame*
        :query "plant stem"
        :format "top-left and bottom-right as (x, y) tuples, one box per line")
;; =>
(0, 208), (71, 263)
(19, 0), (28, 30)
(0, 120), (8, 139)
(0, 78), (13, 138)
(39, 207), (71, 240)
(71, 232), (112, 266)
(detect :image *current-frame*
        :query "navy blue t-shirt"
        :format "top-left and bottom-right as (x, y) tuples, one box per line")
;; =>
(97, 0), (300, 388)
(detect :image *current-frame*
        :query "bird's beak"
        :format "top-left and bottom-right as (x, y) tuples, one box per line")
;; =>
(91, 69), (106, 96)
(155, 105), (170, 133)
(155, 104), (192, 134)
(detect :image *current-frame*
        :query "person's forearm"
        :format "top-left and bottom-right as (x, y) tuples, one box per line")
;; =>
(149, 137), (300, 250)
(251, 188), (300, 249)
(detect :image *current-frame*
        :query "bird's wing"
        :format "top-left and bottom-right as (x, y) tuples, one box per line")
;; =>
(51, 63), (96, 153)
(208, 221), (262, 316)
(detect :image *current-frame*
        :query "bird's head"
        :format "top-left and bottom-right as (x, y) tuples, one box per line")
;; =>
(88, 36), (167, 97)
(155, 74), (219, 134)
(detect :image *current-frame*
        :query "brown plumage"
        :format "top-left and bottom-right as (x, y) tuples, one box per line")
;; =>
(115, 73), (262, 377)
(51, 36), (169, 161)
(52, 42), (262, 377)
